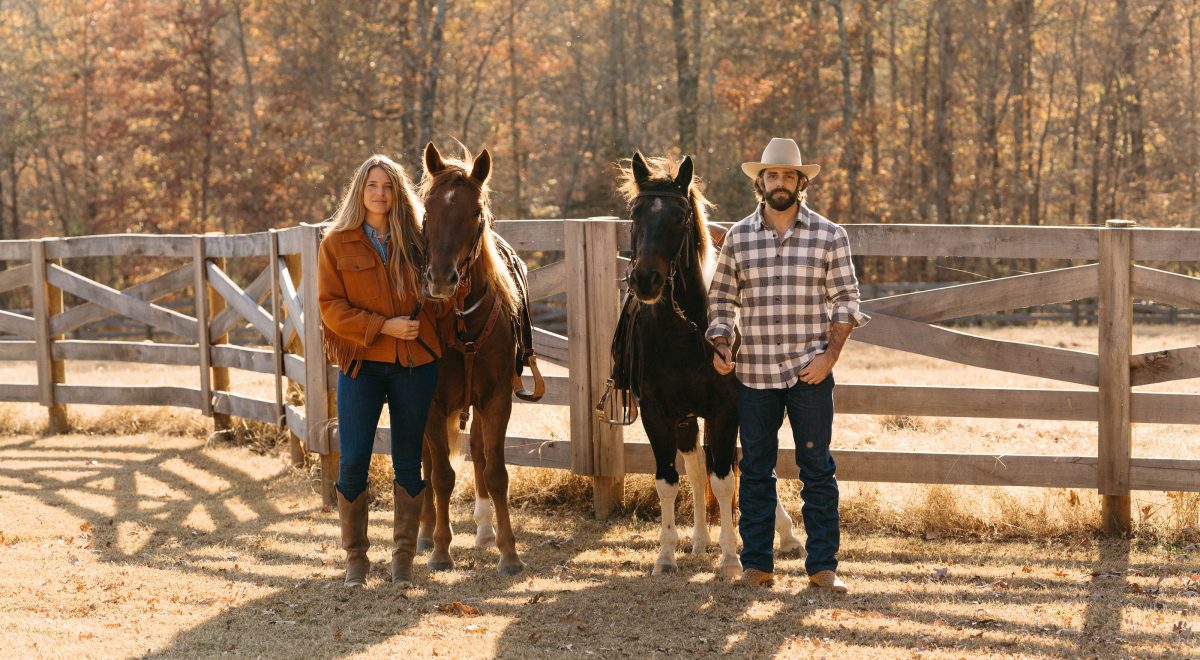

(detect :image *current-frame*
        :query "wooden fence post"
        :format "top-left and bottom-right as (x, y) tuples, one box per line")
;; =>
(1098, 219), (1135, 535)
(207, 245), (232, 432)
(31, 239), (68, 433)
(192, 236), (213, 417)
(300, 224), (335, 507)
(564, 220), (596, 478)
(269, 229), (303, 466)
(586, 218), (625, 518)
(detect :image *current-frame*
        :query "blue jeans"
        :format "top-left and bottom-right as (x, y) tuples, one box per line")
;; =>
(336, 360), (438, 501)
(737, 373), (839, 576)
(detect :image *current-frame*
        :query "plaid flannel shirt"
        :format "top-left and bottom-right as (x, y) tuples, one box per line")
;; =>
(705, 204), (869, 389)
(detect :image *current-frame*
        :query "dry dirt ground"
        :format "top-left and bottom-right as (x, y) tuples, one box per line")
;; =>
(1, 430), (1198, 659)
(1, 324), (1199, 657)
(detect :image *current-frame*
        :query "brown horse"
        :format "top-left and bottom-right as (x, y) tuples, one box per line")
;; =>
(415, 142), (526, 575)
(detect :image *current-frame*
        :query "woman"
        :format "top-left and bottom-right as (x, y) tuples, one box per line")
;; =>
(318, 154), (447, 587)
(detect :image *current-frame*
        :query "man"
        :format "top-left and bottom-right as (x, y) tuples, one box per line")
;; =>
(706, 137), (868, 592)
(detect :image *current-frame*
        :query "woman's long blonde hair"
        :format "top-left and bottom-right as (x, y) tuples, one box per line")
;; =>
(324, 155), (424, 297)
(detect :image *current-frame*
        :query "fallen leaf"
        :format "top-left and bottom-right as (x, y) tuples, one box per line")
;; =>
(1022, 566), (1033, 573)
(465, 624), (487, 634)
(559, 608), (586, 635)
(333, 628), (342, 640)
(437, 601), (479, 617)
(1054, 570), (1068, 577)
(80, 522), (93, 533)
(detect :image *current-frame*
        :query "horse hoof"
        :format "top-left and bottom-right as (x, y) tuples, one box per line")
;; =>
(690, 543), (707, 556)
(719, 563), (744, 582)
(778, 543), (806, 559)
(497, 562), (525, 576)
(416, 539), (434, 552)
(653, 563), (676, 575)
(428, 558), (454, 571)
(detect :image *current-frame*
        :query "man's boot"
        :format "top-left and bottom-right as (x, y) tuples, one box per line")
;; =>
(337, 489), (370, 588)
(391, 483), (423, 583)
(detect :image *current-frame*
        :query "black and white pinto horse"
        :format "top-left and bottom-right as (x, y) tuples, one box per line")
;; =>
(619, 152), (803, 578)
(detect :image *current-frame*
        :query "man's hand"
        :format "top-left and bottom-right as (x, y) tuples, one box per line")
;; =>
(381, 317), (420, 340)
(797, 351), (834, 384)
(712, 343), (735, 375)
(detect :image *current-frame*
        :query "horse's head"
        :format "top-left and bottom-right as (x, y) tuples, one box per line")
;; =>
(624, 151), (698, 304)
(420, 141), (492, 299)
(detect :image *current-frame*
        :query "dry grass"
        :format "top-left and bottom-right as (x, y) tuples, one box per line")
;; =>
(1, 430), (1198, 659)
(1, 323), (1200, 655)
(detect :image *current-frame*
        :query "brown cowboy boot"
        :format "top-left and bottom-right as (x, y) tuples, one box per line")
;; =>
(391, 483), (423, 583)
(337, 489), (370, 588)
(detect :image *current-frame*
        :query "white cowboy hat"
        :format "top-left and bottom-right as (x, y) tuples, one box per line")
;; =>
(741, 137), (821, 180)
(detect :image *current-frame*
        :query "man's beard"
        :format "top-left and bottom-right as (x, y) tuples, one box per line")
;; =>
(765, 187), (799, 211)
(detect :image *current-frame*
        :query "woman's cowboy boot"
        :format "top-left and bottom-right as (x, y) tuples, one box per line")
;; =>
(337, 490), (370, 588)
(391, 483), (423, 583)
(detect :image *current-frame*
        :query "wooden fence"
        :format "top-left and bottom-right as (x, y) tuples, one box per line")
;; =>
(1, 219), (1199, 533)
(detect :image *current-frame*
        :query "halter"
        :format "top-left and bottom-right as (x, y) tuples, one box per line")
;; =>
(628, 189), (699, 329)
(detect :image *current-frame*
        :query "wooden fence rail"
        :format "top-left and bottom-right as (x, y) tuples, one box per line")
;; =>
(1, 220), (1198, 533)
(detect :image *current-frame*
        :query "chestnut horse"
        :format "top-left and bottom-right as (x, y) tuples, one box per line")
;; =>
(416, 142), (526, 575)
(618, 153), (803, 578)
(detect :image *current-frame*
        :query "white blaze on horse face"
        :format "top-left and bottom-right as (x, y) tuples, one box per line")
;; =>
(442, 188), (456, 206)
(650, 198), (664, 214)
(653, 478), (680, 574)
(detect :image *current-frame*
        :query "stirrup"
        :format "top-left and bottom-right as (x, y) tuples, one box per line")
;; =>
(594, 378), (638, 425)
(512, 354), (546, 402)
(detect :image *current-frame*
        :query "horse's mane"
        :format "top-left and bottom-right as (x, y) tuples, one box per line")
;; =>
(419, 150), (521, 319)
(617, 155), (715, 274)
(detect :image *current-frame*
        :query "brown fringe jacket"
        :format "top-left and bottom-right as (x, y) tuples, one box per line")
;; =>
(317, 227), (451, 377)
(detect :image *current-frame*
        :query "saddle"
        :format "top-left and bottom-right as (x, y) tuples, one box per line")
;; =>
(595, 290), (642, 425)
(493, 234), (544, 400)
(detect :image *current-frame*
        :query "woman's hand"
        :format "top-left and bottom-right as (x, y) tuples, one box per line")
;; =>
(381, 317), (420, 340)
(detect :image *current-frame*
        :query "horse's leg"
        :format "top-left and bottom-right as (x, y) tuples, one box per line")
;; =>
(643, 408), (680, 575)
(426, 415), (458, 571)
(707, 409), (743, 581)
(469, 415), (496, 549)
(480, 398), (524, 575)
(776, 501), (805, 557)
(417, 441), (435, 552)
(677, 417), (709, 556)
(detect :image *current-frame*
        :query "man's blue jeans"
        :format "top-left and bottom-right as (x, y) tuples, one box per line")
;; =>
(336, 360), (438, 501)
(737, 373), (839, 576)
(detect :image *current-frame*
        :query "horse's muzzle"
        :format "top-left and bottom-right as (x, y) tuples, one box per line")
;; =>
(424, 270), (460, 299)
(628, 267), (665, 303)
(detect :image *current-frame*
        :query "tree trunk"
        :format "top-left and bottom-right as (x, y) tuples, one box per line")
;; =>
(931, 1), (955, 225)
(803, 0), (822, 159)
(670, 0), (700, 154)
(231, 0), (259, 144)
(418, 0), (449, 151)
(833, 0), (858, 219)
(507, 0), (524, 217)
(1190, 2), (1199, 226)
(1067, 0), (1090, 225)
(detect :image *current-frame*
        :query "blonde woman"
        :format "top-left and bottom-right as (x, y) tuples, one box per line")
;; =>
(318, 154), (448, 587)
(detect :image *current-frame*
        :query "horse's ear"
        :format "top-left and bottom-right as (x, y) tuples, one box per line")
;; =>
(424, 142), (445, 175)
(674, 155), (694, 191)
(631, 151), (651, 186)
(471, 148), (492, 184)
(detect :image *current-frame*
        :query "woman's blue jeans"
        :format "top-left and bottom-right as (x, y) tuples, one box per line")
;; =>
(336, 360), (438, 501)
(737, 373), (839, 576)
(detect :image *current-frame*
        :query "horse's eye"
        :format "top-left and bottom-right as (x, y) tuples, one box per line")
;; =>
(473, 209), (482, 218)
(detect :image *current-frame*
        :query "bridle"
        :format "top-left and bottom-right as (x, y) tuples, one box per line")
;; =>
(628, 188), (699, 329)
(421, 170), (488, 315)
